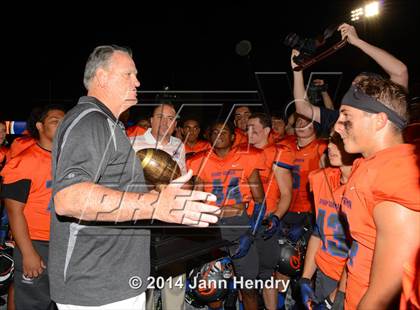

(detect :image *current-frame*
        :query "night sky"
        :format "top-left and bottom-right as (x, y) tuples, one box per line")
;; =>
(1, 1), (419, 123)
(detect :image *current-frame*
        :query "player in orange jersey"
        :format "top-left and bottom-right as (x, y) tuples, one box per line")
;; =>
(335, 75), (420, 309)
(181, 118), (210, 157)
(188, 121), (270, 310)
(233, 106), (251, 146)
(278, 114), (327, 239)
(268, 113), (287, 144)
(126, 123), (147, 137)
(0, 104), (65, 310)
(0, 120), (9, 169)
(299, 131), (360, 309)
(400, 249), (420, 310)
(272, 114), (327, 308)
(247, 112), (294, 309)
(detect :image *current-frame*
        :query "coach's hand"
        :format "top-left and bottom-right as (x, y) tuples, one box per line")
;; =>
(23, 250), (46, 278)
(153, 169), (221, 227)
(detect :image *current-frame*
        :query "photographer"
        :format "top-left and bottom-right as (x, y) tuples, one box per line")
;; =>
(292, 23), (408, 136)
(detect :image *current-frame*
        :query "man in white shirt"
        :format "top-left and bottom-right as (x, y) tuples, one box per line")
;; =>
(131, 101), (187, 310)
(131, 102), (186, 174)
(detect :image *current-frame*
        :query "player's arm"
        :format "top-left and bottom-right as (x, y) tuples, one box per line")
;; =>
(301, 235), (322, 280)
(321, 89), (334, 110)
(291, 49), (321, 123)
(2, 179), (46, 279)
(313, 79), (334, 110)
(5, 199), (46, 278)
(272, 164), (293, 219)
(338, 23), (408, 89)
(358, 201), (420, 309)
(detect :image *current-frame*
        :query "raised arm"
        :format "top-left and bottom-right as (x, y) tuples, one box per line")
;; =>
(292, 50), (321, 123)
(338, 23), (408, 89)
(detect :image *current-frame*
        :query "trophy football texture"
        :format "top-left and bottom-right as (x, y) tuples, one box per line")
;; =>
(136, 148), (181, 189)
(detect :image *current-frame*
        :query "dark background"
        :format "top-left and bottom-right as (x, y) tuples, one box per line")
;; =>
(1, 1), (419, 122)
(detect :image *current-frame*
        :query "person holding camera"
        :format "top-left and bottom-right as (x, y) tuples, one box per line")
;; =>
(292, 23), (408, 136)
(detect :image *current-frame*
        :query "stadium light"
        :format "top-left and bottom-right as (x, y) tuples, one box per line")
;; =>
(364, 1), (380, 17)
(350, 1), (380, 21)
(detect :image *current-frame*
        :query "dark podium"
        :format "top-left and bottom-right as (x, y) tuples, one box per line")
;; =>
(149, 222), (231, 277)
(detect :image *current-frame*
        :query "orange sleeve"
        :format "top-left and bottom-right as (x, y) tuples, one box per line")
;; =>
(1, 156), (27, 184)
(277, 144), (295, 168)
(371, 158), (420, 211)
(126, 125), (146, 137)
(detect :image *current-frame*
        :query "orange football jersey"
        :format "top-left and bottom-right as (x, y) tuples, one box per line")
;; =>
(309, 167), (349, 281)
(8, 136), (35, 159)
(341, 144), (420, 310)
(0, 145), (9, 167)
(184, 140), (211, 155)
(1, 143), (54, 241)
(233, 128), (248, 147)
(126, 125), (147, 137)
(268, 130), (283, 144)
(187, 144), (265, 208)
(400, 250), (420, 310)
(246, 143), (294, 216)
(283, 139), (327, 213)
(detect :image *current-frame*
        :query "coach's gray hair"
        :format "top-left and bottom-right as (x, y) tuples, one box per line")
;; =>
(83, 45), (132, 90)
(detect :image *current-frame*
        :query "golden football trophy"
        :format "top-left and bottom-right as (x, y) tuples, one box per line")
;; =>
(136, 148), (182, 190)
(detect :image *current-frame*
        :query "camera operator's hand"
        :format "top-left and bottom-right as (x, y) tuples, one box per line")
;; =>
(291, 49), (300, 70)
(338, 23), (360, 45)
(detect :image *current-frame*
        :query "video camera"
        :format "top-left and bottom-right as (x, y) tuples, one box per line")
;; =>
(284, 24), (347, 71)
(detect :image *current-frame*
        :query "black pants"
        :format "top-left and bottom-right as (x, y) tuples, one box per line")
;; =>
(13, 240), (56, 310)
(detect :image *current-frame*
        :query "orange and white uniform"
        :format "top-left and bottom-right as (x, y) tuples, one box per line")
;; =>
(341, 144), (420, 309)
(309, 168), (349, 281)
